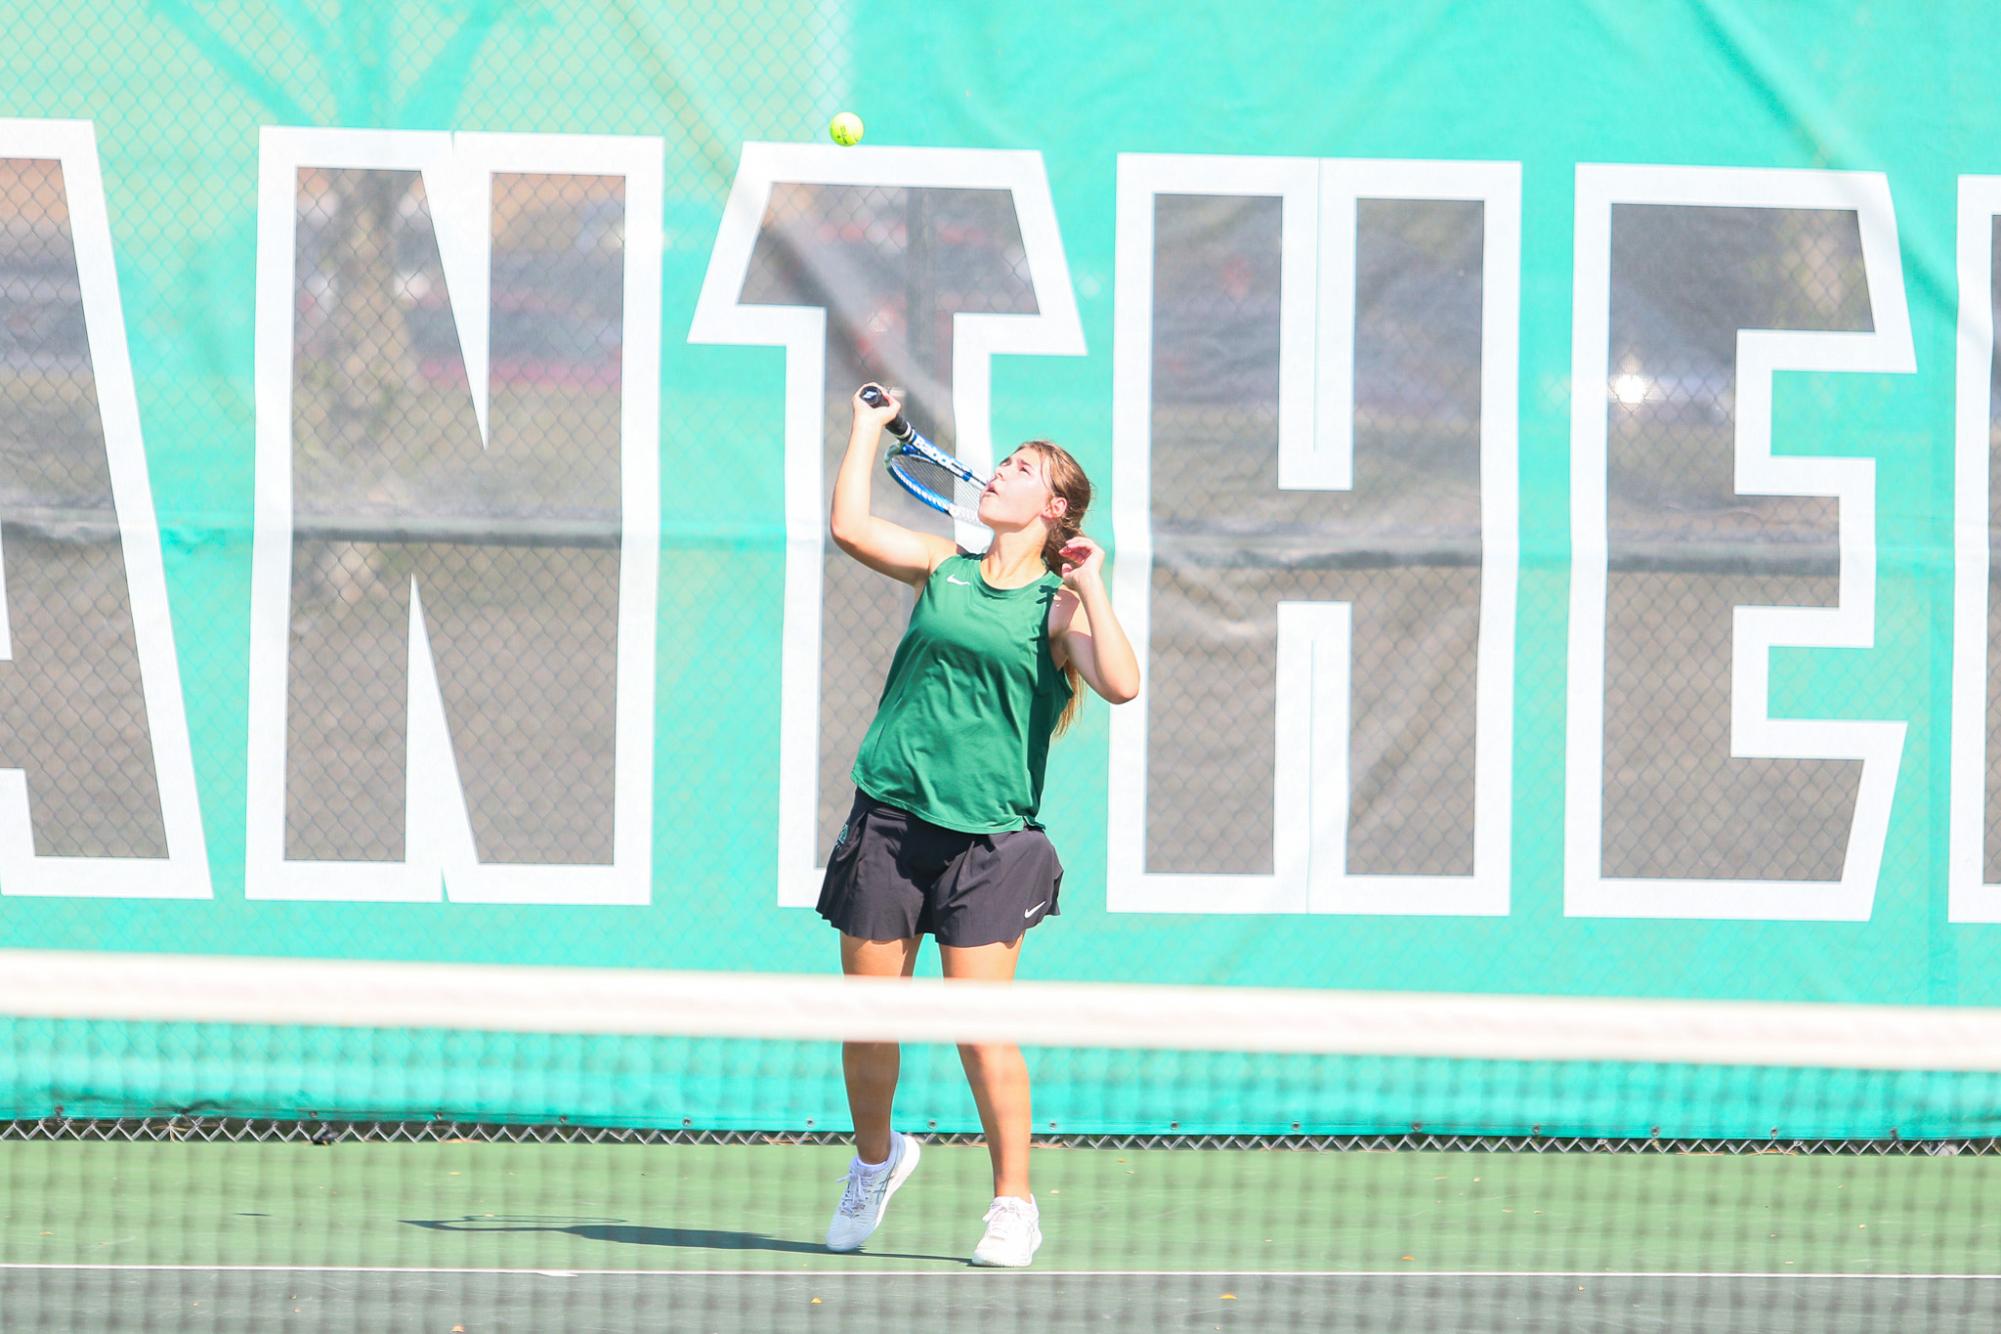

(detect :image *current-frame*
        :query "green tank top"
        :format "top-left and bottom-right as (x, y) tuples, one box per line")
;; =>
(851, 551), (1073, 834)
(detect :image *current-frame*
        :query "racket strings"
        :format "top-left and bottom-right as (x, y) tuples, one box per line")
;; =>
(890, 450), (985, 520)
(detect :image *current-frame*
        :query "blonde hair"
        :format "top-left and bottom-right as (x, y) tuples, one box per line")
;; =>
(1015, 440), (1092, 738)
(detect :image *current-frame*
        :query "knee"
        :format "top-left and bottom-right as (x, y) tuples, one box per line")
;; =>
(956, 1041), (1021, 1071)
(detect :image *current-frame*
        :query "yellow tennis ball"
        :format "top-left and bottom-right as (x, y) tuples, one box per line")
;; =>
(829, 111), (864, 147)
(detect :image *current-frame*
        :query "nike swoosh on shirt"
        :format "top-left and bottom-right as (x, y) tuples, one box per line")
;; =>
(1023, 900), (1046, 918)
(946, 575), (971, 586)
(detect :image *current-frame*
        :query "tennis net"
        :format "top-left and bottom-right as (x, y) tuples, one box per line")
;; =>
(0, 950), (1996, 1333)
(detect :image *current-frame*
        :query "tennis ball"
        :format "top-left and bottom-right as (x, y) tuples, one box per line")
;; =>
(829, 112), (864, 147)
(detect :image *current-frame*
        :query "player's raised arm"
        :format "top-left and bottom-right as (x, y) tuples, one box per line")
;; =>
(1050, 535), (1140, 705)
(829, 384), (956, 588)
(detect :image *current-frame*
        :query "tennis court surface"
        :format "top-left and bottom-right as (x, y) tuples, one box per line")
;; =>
(0, 952), (1995, 1331)
(2, 1137), (1998, 1331)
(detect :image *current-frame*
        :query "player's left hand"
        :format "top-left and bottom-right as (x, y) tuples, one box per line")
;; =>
(1058, 534), (1106, 590)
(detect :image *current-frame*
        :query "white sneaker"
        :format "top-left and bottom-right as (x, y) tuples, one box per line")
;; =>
(825, 1131), (921, 1252)
(969, 1194), (1042, 1267)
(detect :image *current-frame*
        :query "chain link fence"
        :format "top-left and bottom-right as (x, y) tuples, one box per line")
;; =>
(1145, 193), (1484, 876)
(0, 8), (1918, 914)
(0, 157), (166, 859)
(285, 166), (624, 864)
(7, 1116), (1992, 1156)
(0, 2), (1974, 1144)
(1603, 203), (1868, 882)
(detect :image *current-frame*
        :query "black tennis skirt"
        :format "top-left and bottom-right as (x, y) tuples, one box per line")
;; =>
(816, 789), (1063, 947)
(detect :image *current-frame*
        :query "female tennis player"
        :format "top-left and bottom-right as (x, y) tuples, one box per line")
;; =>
(819, 383), (1139, 1267)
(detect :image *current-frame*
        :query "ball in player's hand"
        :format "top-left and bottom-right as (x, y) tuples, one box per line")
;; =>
(829, 112), (864, 147)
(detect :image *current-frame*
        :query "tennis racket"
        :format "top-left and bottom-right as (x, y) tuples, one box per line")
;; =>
(860, 383), (990, 527)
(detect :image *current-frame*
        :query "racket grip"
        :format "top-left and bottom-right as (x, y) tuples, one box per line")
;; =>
(858, 383), (914, 442)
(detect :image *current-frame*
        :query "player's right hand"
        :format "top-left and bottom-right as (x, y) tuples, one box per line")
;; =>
(853, 383), (902, 430)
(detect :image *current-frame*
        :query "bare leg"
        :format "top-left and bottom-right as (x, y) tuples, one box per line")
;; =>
(940, 935), (1029, 1199)
(840, 932), (919, 1165)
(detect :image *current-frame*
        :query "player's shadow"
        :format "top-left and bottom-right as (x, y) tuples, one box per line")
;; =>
(407, 1216), (961, 1262)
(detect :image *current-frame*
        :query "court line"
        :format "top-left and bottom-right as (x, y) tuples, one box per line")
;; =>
(0, 1264), (1997, 1280)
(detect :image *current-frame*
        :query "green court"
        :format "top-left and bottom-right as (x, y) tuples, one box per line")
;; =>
(2, 1140), (1994, 1331)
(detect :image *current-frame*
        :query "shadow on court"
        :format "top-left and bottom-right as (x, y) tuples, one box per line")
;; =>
(407, 1214), (965, 1262)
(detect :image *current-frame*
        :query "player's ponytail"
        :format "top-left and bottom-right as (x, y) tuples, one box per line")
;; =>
(1023, 441), (1092, 739)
